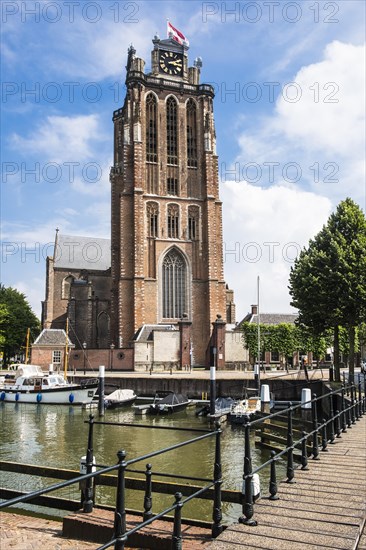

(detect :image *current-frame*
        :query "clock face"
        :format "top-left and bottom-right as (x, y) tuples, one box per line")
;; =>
(159, 51), (183, 76)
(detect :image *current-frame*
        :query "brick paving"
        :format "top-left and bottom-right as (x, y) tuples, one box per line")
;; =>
(0, 512), (97, 549)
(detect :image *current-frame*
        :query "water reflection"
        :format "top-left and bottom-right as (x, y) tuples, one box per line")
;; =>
(0, 403), (286, 523)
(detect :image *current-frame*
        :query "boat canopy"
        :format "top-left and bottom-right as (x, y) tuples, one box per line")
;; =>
(13, 364), (44, 378)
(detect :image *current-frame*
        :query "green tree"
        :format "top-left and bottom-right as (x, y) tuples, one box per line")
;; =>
(289, 199), (366, 382)
(242, 321), (328, 368)
(0, 285), (40, 365)
(0, 303), (9, 350)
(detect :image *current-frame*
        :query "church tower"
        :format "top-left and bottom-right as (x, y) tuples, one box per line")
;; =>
(110, 34), (230, 365)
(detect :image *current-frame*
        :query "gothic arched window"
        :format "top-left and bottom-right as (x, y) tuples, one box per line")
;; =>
(188, 205), (199, 240)
(186, 99), (197, 168)
(167, 204), (179, 239)
(146, 94), (157, 163)
(62, 275), (74, 300)
(166, 97), (178, 165)
(162, 248), (187, 319)
(147, 202), (159, 237)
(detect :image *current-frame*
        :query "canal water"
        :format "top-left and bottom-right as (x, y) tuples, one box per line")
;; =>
(0, 402), (286, 524)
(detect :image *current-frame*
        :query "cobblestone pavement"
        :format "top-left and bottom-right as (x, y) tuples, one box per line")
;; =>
(0, 512), (98, 550)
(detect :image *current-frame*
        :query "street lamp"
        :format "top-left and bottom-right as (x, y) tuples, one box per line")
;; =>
(83, 342), (87, 375)
(110, 343), (115, 371)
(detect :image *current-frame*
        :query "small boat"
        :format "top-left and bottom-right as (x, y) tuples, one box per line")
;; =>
(228, 396), (261, 425)
(104, 389), (137, 409)
(149, 391), (190, 415)
(0, 364), (98, 405)
(196, 396), (235, 417)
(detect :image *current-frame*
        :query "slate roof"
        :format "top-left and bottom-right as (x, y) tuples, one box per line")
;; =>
(54, 234), (111, 271)
(241, 313), (298, 325)
(33, 329), (74, 347)
(133, 324), (178, 343)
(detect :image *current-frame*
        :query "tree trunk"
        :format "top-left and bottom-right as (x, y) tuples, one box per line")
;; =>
(348, 325), (355, 384)
(333, 326), (340, 382)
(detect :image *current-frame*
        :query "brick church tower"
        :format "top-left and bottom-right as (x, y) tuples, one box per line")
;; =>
(110, 34), (233, 365)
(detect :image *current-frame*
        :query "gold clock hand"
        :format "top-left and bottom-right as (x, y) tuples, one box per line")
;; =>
(167, 60), (182, 66)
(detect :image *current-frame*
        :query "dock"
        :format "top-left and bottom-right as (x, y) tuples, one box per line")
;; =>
(207, 415), (366, 550)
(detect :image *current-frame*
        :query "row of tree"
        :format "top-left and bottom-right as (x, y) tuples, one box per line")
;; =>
(242, 320), (365, 369)
(0, 285), (40, 366)
(289, 198), (366, 382)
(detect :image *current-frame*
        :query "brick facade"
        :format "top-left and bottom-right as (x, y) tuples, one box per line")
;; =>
(110, 38), (232, 366)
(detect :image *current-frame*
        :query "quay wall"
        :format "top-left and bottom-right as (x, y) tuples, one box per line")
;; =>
(75, 375), (324, 400)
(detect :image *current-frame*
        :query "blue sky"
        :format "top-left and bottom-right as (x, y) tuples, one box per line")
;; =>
(1, 0), (365, 320)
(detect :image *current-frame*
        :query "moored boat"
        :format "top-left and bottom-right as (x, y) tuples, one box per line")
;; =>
(227, 396), (261, 425)
(196, 396), (235, 417)
(149, 391), (190, 415)
(0, 364), (98, 405)
(104, 389), (137, 409)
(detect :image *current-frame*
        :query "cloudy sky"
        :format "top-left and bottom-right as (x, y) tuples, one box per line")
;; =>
(1, 0), (365, 320)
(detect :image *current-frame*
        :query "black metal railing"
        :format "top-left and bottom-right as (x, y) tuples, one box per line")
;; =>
(238, 374), (366, 526)
(0, 420), (223, 550)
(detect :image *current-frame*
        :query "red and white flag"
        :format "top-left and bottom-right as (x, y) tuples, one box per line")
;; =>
(167, 21), (189, 46)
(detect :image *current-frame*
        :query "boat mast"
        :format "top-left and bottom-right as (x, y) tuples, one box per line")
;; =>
(64, 317), (69, 380)
(25, 328), (30, 364)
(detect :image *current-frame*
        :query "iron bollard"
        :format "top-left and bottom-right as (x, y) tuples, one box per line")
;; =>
(269, 450), (279, 499)
(83, 414), (95, 513)
(143, 464), (153, 522)
(286, 402), (295, 483)
(212, 421), (223, 538)
(328, 394), (335, 444)
(341, 387), (347, 433)
(172, 492), (183, 550)
(321, 419), (328, 452)
(239, 421), (257, 526)
(114, 450), (127, 550)
(301, 431), (309, 471)
(311, 394), (320, 460)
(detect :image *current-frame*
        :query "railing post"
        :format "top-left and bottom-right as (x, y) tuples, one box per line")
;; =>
(269, 450), (279, 499)
(83, 414), (94, 513)
(239, 420), (257, 526)
(286, 402), (295, 483)
(347, 388), (352, 428)
(212, 421), (223, 538)
(335, 410), (341, 437)
(114, 450), (127, 550)
(351, 385), (356, 423)
(172, 492), (183, 550)
(321, 419), (328, 452)
(143, 463), (153, 522)
(311, 394), (319, 460)
(328, 394), (335, 444)
(358, 377), (363, 418)
(341, 387), (347, 433)
(301, 431), (309, 471)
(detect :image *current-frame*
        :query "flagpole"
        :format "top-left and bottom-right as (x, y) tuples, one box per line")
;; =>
(257, 276), (261, 389)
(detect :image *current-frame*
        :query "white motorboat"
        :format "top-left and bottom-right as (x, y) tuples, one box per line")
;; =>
(0, 364), (98, 405)
(104, 388), (137, 409)
(228, 396), (261, 425)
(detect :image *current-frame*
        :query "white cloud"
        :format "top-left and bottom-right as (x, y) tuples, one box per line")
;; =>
(10, 114), (105, 163)
(14, 278), (45, 319)
(236, 41), (366, 209)
(222, 181), (332, 316)
(275, 41), (365, 157)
